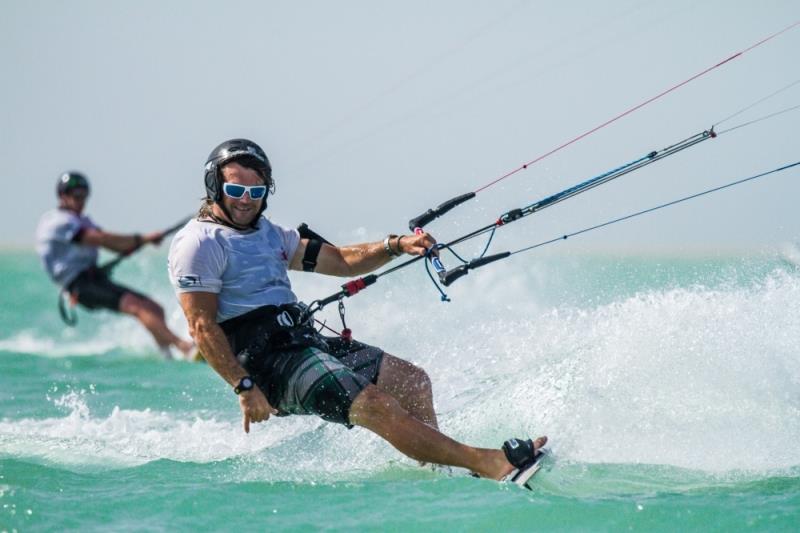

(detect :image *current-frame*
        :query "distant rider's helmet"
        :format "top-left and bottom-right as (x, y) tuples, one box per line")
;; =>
(56, 171), (90, 196)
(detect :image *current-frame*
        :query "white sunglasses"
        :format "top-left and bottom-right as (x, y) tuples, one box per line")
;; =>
(222, 183), (268, 200)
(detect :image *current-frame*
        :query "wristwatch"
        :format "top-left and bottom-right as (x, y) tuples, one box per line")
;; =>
(234, 376), (255, 395)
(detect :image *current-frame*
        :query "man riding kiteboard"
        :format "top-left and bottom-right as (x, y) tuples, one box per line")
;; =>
(36, 172), (196, 360)
(167, 139), (547, 487)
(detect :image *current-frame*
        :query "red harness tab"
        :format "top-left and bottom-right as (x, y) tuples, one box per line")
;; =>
(343, 278), (367, 296)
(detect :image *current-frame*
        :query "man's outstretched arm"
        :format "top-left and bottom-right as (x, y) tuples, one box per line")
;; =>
(79, 227), (163, 254)
(290, 232), (437, 277)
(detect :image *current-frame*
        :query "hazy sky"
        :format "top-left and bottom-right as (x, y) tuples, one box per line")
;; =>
(2, 1), (798, 254)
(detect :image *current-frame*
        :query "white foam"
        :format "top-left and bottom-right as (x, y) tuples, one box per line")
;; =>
(0, 330), (117, 357)
(0, 390), (323, 472)
(426, 268), (800, 473)
(780, 241), (800, 267)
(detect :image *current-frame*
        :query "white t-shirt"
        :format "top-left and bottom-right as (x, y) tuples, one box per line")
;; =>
(35, 208), (100, 286)
(167, 217), (301, 322)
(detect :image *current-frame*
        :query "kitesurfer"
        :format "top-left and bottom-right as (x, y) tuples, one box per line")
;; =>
(167, 138), (547, 485)
(36, 172), (197, 360)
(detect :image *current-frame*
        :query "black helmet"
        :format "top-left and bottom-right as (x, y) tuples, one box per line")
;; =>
(204, 139), (272, 202)
(56, 171), (90, 196)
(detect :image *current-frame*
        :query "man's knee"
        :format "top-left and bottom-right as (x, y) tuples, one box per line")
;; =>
(380, 354), (433, 396)
(350, 384), (405, 424)
(409, 364), (432, 395)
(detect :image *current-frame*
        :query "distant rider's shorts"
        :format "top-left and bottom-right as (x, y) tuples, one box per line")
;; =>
(220, 304), (384, 427)
(67, 268), (144, 312)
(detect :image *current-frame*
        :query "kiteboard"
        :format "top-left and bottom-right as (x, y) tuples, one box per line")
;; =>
(507, 448), (548, 490)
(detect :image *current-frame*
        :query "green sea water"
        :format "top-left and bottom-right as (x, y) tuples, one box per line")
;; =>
(1, 249), (799, 531)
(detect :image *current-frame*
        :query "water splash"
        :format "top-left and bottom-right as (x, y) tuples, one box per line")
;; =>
(429, 268), (800, 473)
(0, 389), (328, 471)
(2, 254), (799, 480)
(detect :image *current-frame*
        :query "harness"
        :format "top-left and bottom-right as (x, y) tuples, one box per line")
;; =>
(219, 302), (327, 371)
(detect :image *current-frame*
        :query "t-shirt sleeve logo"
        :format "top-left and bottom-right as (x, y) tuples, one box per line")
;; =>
(177, 275), (202, 288)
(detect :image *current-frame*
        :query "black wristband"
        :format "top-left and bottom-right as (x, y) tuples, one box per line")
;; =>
(234, 376), (255, 395)
(133, 233), (143, 247)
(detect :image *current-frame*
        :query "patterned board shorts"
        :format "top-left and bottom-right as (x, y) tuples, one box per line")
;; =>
(221, 306), (384, 427)
(264, 337), (384, 426)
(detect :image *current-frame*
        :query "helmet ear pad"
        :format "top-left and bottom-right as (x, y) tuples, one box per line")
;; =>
(204, 160), (222, 202)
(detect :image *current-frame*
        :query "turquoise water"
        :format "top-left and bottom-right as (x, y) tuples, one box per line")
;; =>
(1, 249), (799, 531)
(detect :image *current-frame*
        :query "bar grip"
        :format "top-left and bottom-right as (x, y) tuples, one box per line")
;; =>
(439, 252), (510, 287)
(439, 265), (469, 287)
(468, 251), (510, 268)
(408, 192), (476, 231)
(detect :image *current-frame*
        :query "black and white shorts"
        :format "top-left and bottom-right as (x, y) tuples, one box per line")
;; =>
(222, 306), (384, 426)
(265, 337), (384, 426)
(67, 269), (143, 312)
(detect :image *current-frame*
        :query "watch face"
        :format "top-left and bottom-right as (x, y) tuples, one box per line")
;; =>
(235, 377), (254, 394)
